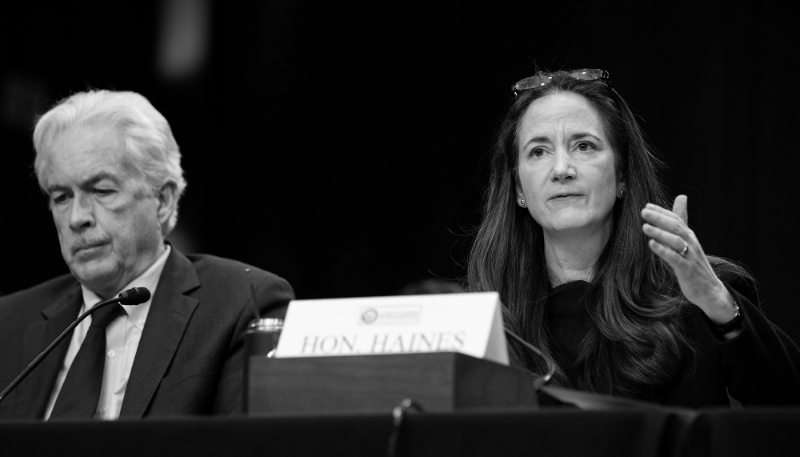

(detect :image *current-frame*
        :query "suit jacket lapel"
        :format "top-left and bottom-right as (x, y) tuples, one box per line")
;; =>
(14, 284), (82, 419)
(120, 249), (200, 418)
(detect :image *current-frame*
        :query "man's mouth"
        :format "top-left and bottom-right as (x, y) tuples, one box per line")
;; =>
(72, 240), (108, 255)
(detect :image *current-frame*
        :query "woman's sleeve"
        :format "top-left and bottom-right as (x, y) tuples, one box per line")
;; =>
(715, 285), (800, 405)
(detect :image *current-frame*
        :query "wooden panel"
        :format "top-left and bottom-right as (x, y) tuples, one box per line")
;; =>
(248, 352), (537, 415)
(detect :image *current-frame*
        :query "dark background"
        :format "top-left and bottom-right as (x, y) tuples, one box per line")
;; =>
(2, 2), (799, 343)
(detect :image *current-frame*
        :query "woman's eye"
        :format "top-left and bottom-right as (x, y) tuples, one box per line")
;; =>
(52, 194), (68, 204)
(529, 147), (546, 158)
(94, 188), (115, 196)
(576, 141), (597, 152)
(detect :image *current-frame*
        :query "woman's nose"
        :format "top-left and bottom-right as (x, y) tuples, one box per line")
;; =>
(551, 149), (576, 182)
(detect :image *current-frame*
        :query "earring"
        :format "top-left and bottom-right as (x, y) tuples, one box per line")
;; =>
(518, 197), (526, 207)
(618, 189), (625, 198)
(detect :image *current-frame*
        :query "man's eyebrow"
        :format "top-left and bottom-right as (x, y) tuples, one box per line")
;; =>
(46, 172), (120, 194)
(46, 184), (68, 195)
(81, 172), (119, 187)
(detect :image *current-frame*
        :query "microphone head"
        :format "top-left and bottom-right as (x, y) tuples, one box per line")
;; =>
(118, 287), (151, 306)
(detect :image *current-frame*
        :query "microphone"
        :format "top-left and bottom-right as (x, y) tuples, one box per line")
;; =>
(0, 287), (151, 404)
(503, 328), (556, 389)
(118, 287), (151, 306)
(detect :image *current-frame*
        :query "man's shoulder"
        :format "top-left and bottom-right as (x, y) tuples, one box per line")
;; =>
(177, 252), (293, 297)
(183, 253), (285, 281)
(0, 273), (78, 311)
(166, 251), (294, 322)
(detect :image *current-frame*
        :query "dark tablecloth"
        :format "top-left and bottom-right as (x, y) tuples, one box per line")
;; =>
(1, 408), (798, 457)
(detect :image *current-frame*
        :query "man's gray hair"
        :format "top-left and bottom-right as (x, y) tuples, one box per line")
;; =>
(33, 90), (187, 236)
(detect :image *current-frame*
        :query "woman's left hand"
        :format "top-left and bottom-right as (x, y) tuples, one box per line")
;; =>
(641, 195), (737, 324)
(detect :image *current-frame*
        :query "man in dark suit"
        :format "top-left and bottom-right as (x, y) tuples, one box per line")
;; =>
(0, 90), (293, 420)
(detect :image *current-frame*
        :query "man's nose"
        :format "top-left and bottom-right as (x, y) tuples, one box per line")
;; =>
(551, 148), (576, 182)
(69, 193), (95, 230)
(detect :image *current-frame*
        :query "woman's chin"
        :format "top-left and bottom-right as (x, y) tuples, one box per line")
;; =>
(541, 217), (611, 238)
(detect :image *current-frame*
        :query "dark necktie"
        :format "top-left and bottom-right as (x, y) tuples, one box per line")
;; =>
(49, 303), (124, 419)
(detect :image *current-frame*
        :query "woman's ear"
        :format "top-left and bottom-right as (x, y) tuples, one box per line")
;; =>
(515, 181), (528, 208)
(515, 172), (524, 198)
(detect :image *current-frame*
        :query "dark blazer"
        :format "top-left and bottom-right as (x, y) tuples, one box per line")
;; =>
(0, 248), (294, 420)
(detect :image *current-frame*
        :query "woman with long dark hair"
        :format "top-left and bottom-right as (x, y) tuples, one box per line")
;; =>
(468, 69), (800, 406)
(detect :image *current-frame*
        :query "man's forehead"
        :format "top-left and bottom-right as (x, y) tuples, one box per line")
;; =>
(42, 126), (138, 189)
(51, 125), (124, 155)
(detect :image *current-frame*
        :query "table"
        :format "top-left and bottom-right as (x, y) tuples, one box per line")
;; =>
(1, 408), (798, 456)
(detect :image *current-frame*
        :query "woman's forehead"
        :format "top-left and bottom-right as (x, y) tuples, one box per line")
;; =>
(518, 92), (606, 140)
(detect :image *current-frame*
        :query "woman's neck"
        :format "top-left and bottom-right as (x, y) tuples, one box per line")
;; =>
(543, 222), (612, 287)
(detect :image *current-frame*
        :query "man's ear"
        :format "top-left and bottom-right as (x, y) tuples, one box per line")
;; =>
(156, 182), (177, 225)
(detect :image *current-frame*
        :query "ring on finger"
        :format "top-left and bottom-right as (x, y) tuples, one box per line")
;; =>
(680, 244), (689, 256)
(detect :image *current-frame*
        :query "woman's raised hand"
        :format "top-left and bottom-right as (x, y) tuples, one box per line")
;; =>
(641, 195), (737, 324)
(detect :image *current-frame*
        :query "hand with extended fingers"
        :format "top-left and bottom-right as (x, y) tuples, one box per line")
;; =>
(641, 195), (738, 325)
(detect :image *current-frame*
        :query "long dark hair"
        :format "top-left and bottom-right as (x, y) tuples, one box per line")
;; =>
(468, 72), (746, 398)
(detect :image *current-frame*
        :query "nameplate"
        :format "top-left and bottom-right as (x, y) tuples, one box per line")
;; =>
(275, 292), (509, 365)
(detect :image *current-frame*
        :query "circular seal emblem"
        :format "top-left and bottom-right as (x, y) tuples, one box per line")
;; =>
(361, 308), (378, 324)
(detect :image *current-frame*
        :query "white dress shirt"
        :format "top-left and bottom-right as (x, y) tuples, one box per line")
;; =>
(44, 246), (171, 420)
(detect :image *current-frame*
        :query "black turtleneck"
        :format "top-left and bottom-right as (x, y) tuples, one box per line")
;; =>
(547, 280), (595, 386)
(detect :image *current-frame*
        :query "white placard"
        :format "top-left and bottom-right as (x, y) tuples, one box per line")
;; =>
(275, 292), (509, 365)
